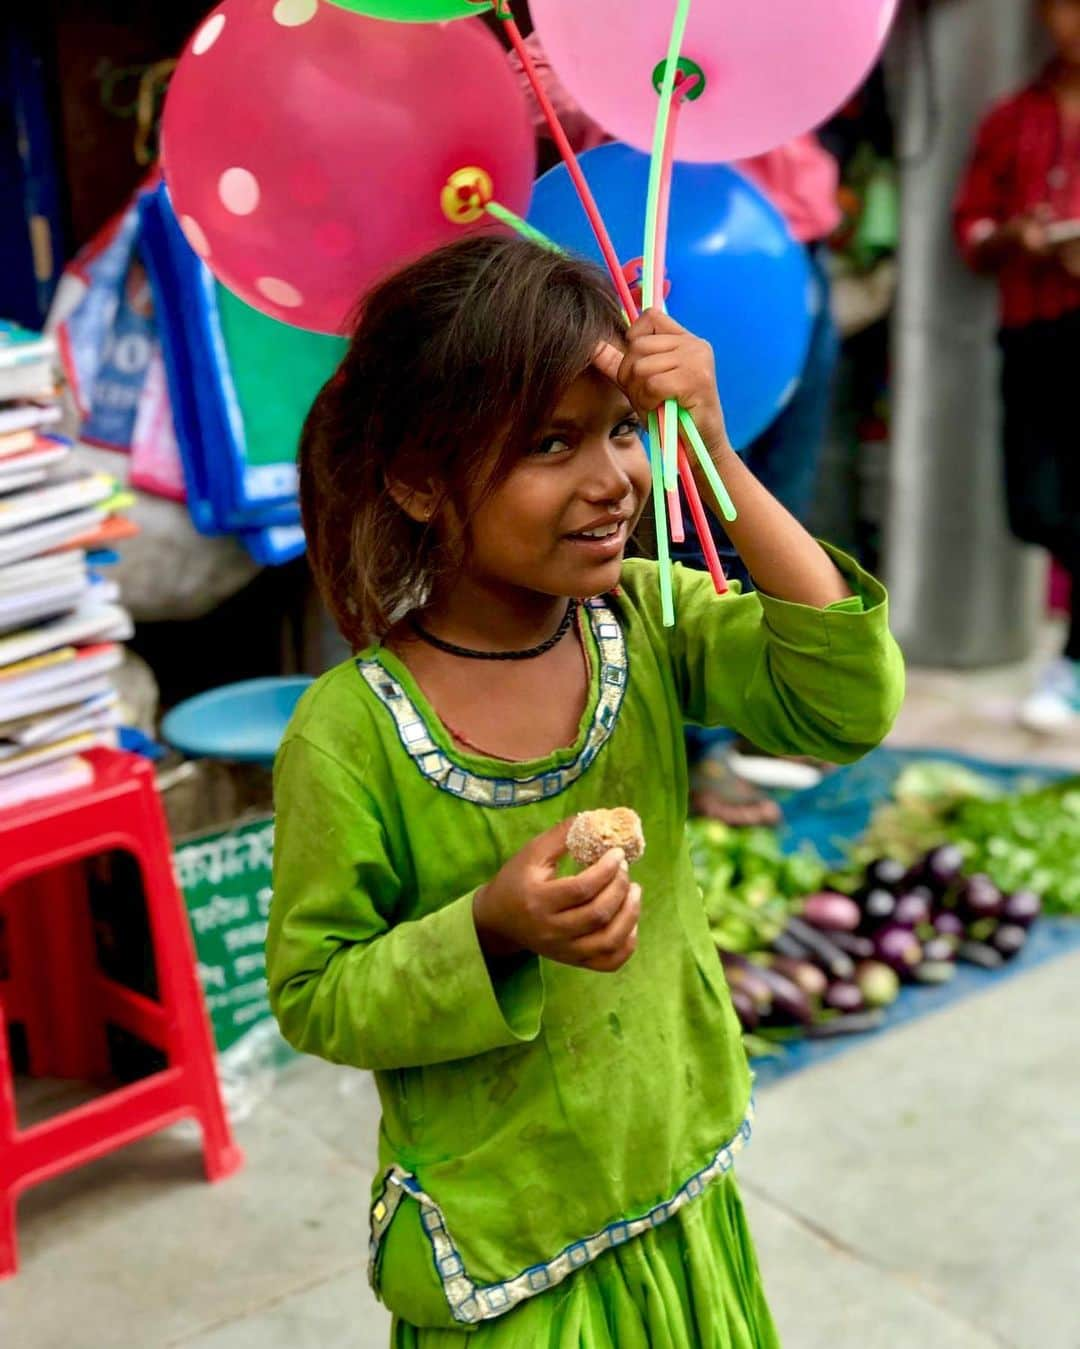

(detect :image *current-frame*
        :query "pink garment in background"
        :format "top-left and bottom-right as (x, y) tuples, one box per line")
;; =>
(509, 32), (841, 244)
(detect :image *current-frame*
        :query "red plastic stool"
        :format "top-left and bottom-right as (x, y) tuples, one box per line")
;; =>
(0, 748), (243, 1278)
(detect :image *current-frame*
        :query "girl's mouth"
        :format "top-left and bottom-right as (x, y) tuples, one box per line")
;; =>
(563, 519), (629, 556)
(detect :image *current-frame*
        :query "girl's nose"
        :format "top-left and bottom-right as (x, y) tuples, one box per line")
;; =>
(578, 439), (635, 504)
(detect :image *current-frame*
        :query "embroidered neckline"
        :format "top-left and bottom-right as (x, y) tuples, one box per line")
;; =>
(368, 1101), (755, 1325)
(355, 596), (627, 808)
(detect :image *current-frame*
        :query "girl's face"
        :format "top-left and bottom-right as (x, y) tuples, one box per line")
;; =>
(459, 367), (651, 601)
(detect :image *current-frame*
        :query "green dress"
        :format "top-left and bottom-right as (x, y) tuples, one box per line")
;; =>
(266, 548), (905, 1343)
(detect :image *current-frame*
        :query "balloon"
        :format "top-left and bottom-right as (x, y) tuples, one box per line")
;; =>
(162, 1), (534, 334)
(325, 0), (490, 19)
(530, 0), (900, 163)
(528, 143), (813, 451)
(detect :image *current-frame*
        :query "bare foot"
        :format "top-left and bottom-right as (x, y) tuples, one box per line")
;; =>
(690, 757), (782, 828)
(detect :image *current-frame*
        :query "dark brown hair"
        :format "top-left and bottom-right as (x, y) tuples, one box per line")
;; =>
(299, 234), (625, 649)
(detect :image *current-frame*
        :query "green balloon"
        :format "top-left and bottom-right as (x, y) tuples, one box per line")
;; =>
(324, 0), (493, 20)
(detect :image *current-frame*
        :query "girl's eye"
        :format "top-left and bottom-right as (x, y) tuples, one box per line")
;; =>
(612, 417), (643, 440)
(532, 436), (572, 456)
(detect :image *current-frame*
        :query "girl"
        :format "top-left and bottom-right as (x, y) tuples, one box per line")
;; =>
(267, 236), (904, 1345)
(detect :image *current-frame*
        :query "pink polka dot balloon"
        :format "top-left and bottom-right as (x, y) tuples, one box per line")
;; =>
(162, 0), (535, 334)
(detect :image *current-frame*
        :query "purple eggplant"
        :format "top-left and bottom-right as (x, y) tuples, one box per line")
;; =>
(892, 890), (933, 929)
(824, 981), (865, 1014)
(920, 844), (966, 894)
(958, 874), (1003, 923)
(864, 857), (908, 893)
(770, 956), (828, 1000)
(860, 888), (897, 926)
(722, 960), (773, 1012)
(933, 911), (966, 941)
(1001, 890), (1042, 928)
(992, 923), (1028, 961)
(784, 917), (856, 981)
(827, 931), (875, 961)
(921, 935), (958, 964)
(801, 892), (861, 933)
(752, 964), (815, 1025)
(957, 940), (1004, 970)
(873, 924), (923, 976)
(855, 960), (900, 1008)
(730, 988), (759, 1032)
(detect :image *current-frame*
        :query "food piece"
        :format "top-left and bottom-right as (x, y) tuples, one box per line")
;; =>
(720, 957), (773, 1013)
(751, 964), (814, 1024)
(855, 960), (901, 1008)
(801, 892), (861, 933)
(827, 931), (875, 960)
(567, 808), (645, 868)
(1001, 890), (1041, 928)
(933, 911), (966, 941)
(824, 981), (865, 1014)
(860, 888), (897, 927)
(921, 935), (958, 964)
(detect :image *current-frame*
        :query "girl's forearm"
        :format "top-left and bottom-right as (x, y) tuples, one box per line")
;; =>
(698, 444), (852, 608)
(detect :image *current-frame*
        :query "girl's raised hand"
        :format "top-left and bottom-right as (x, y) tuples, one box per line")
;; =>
(473, 819), (641, 974)
(593, 309), (731, 460)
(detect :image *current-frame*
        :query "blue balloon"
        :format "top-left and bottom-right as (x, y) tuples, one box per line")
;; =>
(527, 142), (813, 451)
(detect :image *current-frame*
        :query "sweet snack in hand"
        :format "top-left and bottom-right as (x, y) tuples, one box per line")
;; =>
(567, 808), (646, 868)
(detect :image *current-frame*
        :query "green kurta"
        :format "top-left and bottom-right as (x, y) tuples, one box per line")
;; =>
(266, 547), (905, 1335)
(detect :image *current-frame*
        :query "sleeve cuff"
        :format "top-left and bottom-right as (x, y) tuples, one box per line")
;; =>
(756, 541), (888, 651)
(425, 891), (545, 1055)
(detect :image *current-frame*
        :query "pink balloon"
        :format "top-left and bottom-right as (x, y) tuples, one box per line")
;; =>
(162, 1), (535, 334)
(530, 0), (900, 164)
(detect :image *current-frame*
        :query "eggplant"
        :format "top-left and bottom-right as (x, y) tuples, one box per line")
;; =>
(967, 917), (999, 944)
(800, 892), (861, 933)
(873, 924), (923, 975)
(921, 935), (958, 964)
(773, 930), (814, 962)
(827, 931), (875, 961)
(752, 964), (815, 1025)
(806, 1009), (886, 1039)
(824, 981), (865, 1014)
(957, 940), (1005, 970)
(913, 960), (956, 984)
(784, 917), (856, 981)
(860, 888), (897, 926)
(1002, 890), (1042, 928)
(864, 857), (908, 892)
(722, 961), (774, 1012)
(933, 911), (966, 941)
(958, 874), (1003, 923)
(855, 959), (900, 1008)
(992, 923), (1028, 961)
(892, 891), (933, 929)
(769, 956), (829, 999)
(730, 988), (759, 1032)
(920, 844), (966, 894)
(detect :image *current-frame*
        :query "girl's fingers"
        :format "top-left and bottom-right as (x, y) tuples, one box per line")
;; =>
(547, 848), (626, 912)
(627, 308), (688, 340)
(576, 884), (642, 969)
(592, 341), (624, 383)
(556, 870), (631, 938)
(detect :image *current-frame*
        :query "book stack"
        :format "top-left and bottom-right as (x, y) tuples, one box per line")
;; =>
(0, 321), (137, 809)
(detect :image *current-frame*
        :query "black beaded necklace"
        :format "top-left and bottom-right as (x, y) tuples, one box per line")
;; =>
(411, 601), (578, 661)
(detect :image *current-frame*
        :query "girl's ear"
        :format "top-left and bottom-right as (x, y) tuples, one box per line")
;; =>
(387, 474), (440, 524)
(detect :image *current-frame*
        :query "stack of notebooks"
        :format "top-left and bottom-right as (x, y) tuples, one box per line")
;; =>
(0, 321), (137, 810)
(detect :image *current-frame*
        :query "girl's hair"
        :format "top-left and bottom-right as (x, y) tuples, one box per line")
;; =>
(299, 235), (625, 649)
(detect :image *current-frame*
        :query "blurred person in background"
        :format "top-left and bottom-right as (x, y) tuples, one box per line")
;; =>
(511, 33), (842, 824)
(955, 0), (1080, 732)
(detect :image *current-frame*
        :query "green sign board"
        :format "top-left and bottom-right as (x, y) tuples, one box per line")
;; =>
(173, 816), (276, 1054)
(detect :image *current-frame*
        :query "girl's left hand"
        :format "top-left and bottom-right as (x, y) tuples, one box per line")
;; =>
(593, 310), (731, 460)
